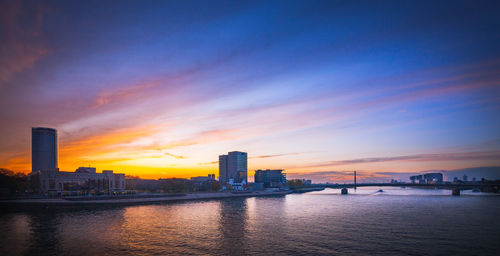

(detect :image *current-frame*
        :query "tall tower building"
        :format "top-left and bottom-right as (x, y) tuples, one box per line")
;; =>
(218, 151), (247, 183)
(228, 151), (247, 183)
(32, 127), (58, 173)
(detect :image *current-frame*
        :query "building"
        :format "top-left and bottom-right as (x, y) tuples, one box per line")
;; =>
(28, 127), (125, 195)
(32, 127), (57, 173)
(190, 174), (216, 183)
(219, 151), (247, 184)
(254, 169), (286, 188)
(219, 155), (228, 182)
(410, 173), (443, 184)
(423, 173), (443, 183)
(29, 167), (125, 195)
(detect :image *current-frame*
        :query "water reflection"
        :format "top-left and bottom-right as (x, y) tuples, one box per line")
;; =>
(0, 190), (499, 255)
(26, 210), (63, 255)
(216, 198), (249, 255)
(0, 213), (30, 255)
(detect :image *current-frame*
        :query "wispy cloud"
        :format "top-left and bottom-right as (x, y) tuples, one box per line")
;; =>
(197, 161), (219, 165)
(250, 152), (303, 159)
(286, 170), (391, 182)
(299, 151), (500, 168)
(164, 152), (185, 159)
(197, 152), (305, 165)
(0, 1), (50, 86)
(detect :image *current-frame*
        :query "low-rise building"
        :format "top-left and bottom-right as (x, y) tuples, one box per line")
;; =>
(29, 167), (125, 195)
(190, 174), (216, 183)
(254, 169), (286, 188)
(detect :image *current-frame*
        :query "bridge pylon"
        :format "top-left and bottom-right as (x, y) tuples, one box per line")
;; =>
(354, 171), (357, 190)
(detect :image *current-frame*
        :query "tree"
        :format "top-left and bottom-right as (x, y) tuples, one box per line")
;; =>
(287, 179), (304, 188)
(0, 168), (28, 195)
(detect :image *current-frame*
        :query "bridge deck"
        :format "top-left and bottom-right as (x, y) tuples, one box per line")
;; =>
(318, 183), (499, 190)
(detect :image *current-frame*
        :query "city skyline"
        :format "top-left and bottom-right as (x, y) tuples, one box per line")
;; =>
(1, 1), (500, 182)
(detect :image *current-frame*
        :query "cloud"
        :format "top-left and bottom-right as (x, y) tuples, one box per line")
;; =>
(286, 170), (391, 183)
(0, 1), (51, 86)
(249, 152), (303, 159)
(299, 151), (500, 168)
(198, 161), (219, 165)
(155, 128), (244, 150)
(93, 80), (164, 107)
(197, 152), (305, 165)
(164, 152), (185, 159)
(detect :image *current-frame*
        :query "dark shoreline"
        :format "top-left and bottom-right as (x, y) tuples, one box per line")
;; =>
(0, 190), (292, 209)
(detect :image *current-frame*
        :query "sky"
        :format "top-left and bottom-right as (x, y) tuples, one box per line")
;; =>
(1, 0), (500, 182)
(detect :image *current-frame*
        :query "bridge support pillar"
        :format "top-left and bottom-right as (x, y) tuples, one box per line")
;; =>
(452, 188), (460, 196)
(341, 188), (348, 195)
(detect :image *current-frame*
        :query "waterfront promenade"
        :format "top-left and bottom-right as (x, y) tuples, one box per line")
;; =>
(0, 190), (291, 207)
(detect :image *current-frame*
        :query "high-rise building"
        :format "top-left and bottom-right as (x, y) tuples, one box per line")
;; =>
(32, 127), (58, 173)
(218, 151), (247, 183)
(219, 154), (228, 182)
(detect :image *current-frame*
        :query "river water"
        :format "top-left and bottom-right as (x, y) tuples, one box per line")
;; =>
(1, 187), (499, 255)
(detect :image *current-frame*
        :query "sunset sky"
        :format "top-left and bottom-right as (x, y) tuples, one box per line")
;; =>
(1, 0), (499, 182)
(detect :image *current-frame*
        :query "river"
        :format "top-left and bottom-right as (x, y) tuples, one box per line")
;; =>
(1, 187), (499, 255)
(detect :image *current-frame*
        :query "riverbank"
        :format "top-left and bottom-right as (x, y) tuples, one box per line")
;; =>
(291, 187), (325, 193)
(0, 190), (292, 207)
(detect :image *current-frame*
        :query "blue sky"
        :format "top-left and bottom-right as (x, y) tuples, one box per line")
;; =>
(1, 0), (499, 181)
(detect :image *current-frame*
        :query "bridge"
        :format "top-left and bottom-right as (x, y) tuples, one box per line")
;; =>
(314, 183), (500, 195)
(312, 171), (500, 195)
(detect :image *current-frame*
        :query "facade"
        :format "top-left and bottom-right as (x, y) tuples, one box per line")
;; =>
(228, 151), (247, 183)
(219, 155), (228, 182)
(219, 151), (247, 184)
(410, 173), (443, 184)
(254, 169), (286, 188)
(32, 127), (58, 173)
(30, 168), (125, 195)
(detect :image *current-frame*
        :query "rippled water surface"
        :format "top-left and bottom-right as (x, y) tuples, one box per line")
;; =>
(1, 187), (499, 255)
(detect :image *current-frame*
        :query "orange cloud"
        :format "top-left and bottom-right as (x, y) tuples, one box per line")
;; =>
(60, 126), (159, 156)
(93, 80), (164, 107)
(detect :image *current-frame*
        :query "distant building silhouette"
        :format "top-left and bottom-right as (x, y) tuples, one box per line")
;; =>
(31, 127), (57, 173)
(410, 173), (443, 184)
